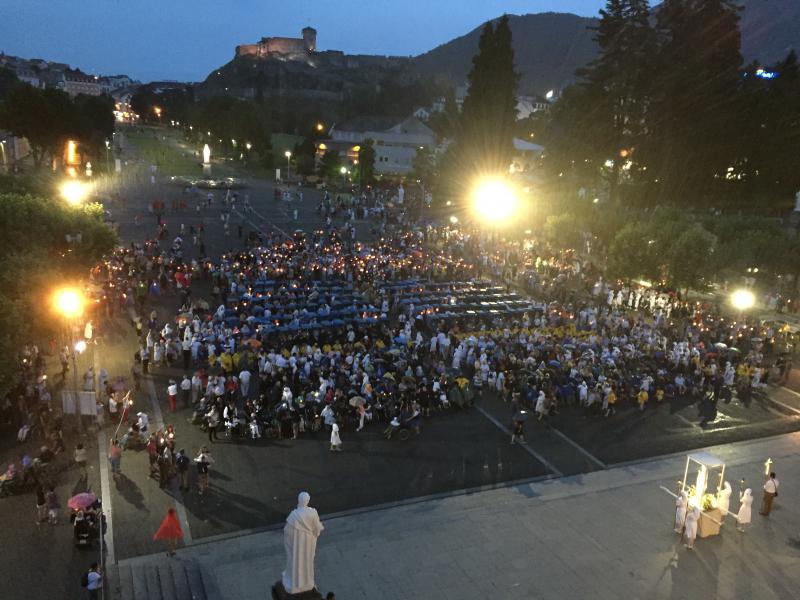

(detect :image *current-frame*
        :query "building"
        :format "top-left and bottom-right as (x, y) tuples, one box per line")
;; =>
(55, 69), (105, 96)
(236, 27), (317, 59)
(317, 116), (436, 175)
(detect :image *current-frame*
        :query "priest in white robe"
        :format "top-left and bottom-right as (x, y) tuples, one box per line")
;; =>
(282, 492), (324, 594)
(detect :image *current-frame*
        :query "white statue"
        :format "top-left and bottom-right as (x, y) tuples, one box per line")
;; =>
(282, 492), (324, 594)
(202, 144), (211, 164)
(795, 190), (800, 212)
(397, 184), (404, 205)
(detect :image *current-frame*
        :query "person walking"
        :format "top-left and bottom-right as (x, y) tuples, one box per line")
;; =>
(329, 422), (342, 452)
(206, 405), (220, 443)
(35, 483), (47, 524)
(153, 508), (184, 556)
(167, 380), (178, 412)
(73, 443), (88, 480)
(176, 449), (190, 492)
(683, 505), (700, 549)
(84, 563), (102, 599)
(194, 447), (213, 495)
(45, 485), (60, 525)
(760, 472), (779, 516)
(180, 375), (191, 409)
(108, 438), (122, 480)
(737, 488), (753, 531)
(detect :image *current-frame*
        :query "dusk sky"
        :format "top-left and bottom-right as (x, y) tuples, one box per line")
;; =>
(2, 0), (606, 82)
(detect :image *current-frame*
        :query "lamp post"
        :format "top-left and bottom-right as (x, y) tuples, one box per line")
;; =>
(104, 140), (111, 171)
(285, 150), (292, 180)
(54, 288), (85, 434)
(340, 165), (347, 186)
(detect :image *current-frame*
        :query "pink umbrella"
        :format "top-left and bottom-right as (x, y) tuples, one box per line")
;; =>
(68, 492), (97, 511)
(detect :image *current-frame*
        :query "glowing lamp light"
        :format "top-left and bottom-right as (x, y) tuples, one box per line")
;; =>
(74, 340), (87, 354)
(61, 181), (89, 205)
(472, 179), (519, 224)
(55, 288), (84, 319)
(449, 215), (459, 224)
(340, 166), (347, 175)
(731, 289), (755, 311)
(316, 123), (325, 132)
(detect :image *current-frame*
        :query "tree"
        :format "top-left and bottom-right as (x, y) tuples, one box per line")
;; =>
(606, 221), (661, 282)
(664, 224), (717, 292)
(546, 0), (656, 205)
(0, 84), (81, 168)
(456, 15), (519, 177)
(0, 66), (18, 100)
(357, 139), (375, 188)
(543, 214), (584, 251)
(643, 0), (743, 202)
(318, 150), (342, 179)
(412, 145), (436, 185)
(0, 190), (116, 397)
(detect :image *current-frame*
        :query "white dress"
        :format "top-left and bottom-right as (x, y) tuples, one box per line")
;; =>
(737, 490), (753, 525)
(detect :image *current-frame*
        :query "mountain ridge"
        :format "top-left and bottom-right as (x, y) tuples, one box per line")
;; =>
(410, 1), (800, 96)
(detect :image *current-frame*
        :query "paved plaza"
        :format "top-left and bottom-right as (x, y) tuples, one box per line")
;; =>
(112, 432), (800, 600)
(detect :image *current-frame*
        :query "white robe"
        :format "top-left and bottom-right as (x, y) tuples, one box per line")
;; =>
(717, 484), (732, 517)
(674, 495), (688, 532)
(330, 423), (341, 447)
(282, 505), (324, 593)
(684, 507), (700, 541)
(737, 490), (753, 525)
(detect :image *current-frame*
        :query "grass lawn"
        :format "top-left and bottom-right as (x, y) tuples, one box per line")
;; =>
(126, 129), (202, 176)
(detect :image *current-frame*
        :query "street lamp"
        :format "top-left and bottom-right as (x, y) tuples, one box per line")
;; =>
(54, 288), (86, 434)
(153, 106), (162, 122)
(104, 139), (111, 171)
(731, 289), (755, 311)
(285, 150), (292, 179)
(316, 122), (325, 132)
(471, 178), (519, 225)
(340, 166), (347, 186)
(61, 180), (89, 205)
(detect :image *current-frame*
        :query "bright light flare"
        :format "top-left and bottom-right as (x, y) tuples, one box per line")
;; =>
(61, 181), (89, 205)
(54, 288), (84, 319)
(731, 289), (755, 311)
(472, 179), (519, 224)
(74, 340), (87, 353)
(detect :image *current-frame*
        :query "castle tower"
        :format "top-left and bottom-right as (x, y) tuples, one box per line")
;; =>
(302, 27), (317, 53)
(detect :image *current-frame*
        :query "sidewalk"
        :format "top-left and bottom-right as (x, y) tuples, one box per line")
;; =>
(113, 432), (800, 600)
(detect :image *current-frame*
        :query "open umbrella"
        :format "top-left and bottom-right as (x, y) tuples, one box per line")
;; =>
(248, 338), (262, 348)
(348, 396), (366, 407)
(714, 342), (728, 350)
(548, 360), (562, 369)
(382, 372), (396, 381)
(68, 492), (97, 511)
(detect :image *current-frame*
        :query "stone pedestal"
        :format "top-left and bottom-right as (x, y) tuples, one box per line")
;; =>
(202, 162), (212, 176)
(271, 582), (323, 600)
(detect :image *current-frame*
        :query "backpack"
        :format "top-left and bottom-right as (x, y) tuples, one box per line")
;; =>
(80, 571), (89, 588)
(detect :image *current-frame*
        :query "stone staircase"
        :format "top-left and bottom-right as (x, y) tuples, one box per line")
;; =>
(112, 558), (209, 600)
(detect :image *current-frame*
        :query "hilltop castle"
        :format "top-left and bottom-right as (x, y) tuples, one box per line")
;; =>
(235, 27), (317, 59)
